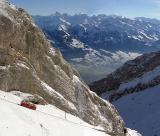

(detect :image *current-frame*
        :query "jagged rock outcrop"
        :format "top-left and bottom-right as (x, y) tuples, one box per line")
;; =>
(90, 51), (160, 102)
(0, 0), (125, 135)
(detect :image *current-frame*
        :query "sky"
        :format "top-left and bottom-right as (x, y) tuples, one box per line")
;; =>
(10, 0), (160, 19)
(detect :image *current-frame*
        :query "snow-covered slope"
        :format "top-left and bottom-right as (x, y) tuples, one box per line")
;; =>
(114, 85), (160, 136)
(100, 63), (160, 101)
(90, 51), (160, 99)
(0, 91), (107, 136)
(90, 51), (160, 136)
(0, 90), (141, 136)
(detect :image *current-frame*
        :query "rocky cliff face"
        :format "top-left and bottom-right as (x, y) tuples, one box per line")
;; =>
(90, 51), (160, 102)
(0, 0), (125, 135)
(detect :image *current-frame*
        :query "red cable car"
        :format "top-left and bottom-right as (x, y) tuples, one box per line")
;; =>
(20, 101), (37, 110)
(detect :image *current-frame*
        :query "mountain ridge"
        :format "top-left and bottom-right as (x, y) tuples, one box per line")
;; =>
(90, 51), (160, 100)
(33, 13), (160, 83)
(90, 50), (160, 136)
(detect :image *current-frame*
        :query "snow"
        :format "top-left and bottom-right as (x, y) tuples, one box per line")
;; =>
(113, 51), (141, 61)
(40, 79), (77, 111)
(114, 85), (160, 136)
(71, 57), (83, 63)
(0, 90), (141, 136)
(70, 39), (85, 48)
(58, 24), (68, 31)
(11, 91), (33, 100)
(152, 34), (159, 41)
(127, 129), (142, 136)
(118, 65), (160, 91)
(16, 62), (30, 70)
(58, 24), (70, 37)
(31, 21), (37, 27)
(59, 18), (71, 25)
(129, 32), (154, 41)
(80, 24), (87, 31)
(48, 46), (56, 56)
(0, 90), (110, 136)
(0, 74), (144, 134)
(131, 36), (140, 40)
(137, 35), (143, 40)
(0, 65), (10, 70)
(72, 49), (141, 75)
(139, 31), (153, 40)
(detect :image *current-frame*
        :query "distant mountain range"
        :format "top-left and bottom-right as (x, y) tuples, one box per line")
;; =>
(33, 13), (160, 83)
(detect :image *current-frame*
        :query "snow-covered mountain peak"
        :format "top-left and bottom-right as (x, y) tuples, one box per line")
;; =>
(33, 14), (160, 83)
